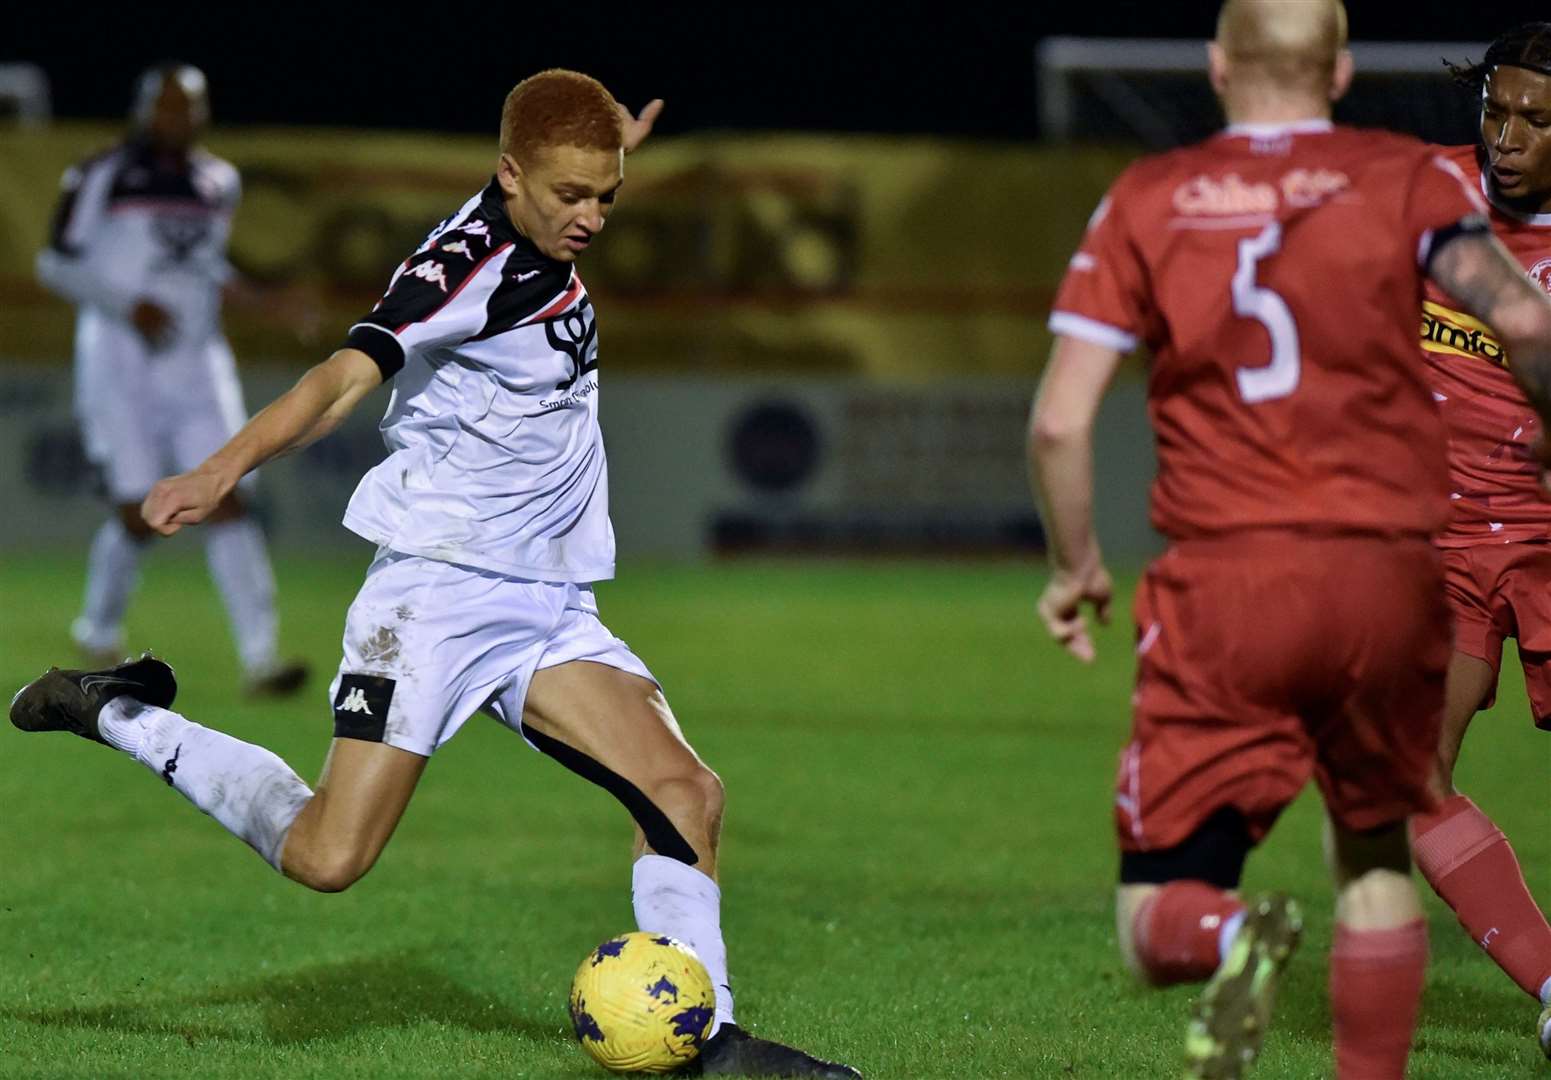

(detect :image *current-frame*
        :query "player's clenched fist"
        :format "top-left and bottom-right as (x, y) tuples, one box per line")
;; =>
(141, 470), (226, 535)
(1037, 563), (1113, 664)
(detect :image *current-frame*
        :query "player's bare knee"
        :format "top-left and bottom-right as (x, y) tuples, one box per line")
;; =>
(284, 843), (372, 894)
(1337, 868), (1421, 930)
(643, 761), (723, 833)
(524, 723), (714, 866)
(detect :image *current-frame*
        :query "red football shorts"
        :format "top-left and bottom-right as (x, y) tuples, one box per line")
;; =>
(1116, 532), (1449, 853)
(1442, 541), (1551, 728)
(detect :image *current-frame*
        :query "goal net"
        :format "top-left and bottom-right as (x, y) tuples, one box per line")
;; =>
(1037, 38), (1491, 148)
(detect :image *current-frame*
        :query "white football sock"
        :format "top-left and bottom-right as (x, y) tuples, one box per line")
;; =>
(632, 854), (734, 1035)
(98, 698), (311, 870)
(204, 518), (280, 675)
(75, 519), (144, 651)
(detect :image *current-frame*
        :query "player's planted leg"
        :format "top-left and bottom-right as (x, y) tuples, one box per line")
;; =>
(1326, 819), (1428, 1079)
(522, 660), (861, 1079)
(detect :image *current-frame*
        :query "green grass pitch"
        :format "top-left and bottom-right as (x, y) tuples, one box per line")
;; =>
(0, 550), (1546, 1078)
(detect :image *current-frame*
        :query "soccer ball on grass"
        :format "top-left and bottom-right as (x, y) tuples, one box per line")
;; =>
(569, 931), (716, 1073)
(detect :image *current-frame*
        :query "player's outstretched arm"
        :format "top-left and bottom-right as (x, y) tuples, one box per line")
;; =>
(142, 348), (382, 535)
(1027, 334), (1125, 663)
(1430, 231), (1551, 427)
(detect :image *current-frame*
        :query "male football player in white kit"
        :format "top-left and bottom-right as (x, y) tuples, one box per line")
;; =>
(36, 63), (308, 697)
(11, 69), (860, 1078)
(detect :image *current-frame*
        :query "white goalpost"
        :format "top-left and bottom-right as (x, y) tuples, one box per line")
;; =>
(1037, 38), (1492, 146)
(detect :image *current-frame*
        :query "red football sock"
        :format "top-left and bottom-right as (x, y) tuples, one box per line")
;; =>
(1412, 794), (1551, 1002)
(1131, 880), (1245, 986)
(1330, 920), (1427, 1080)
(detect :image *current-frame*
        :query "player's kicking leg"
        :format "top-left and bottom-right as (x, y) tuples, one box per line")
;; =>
(519, 659), (861, 1079)
(1409, 651), (1551, 1042)
(9, 656), (422, 891)
(1112, 810), (1301, 1079)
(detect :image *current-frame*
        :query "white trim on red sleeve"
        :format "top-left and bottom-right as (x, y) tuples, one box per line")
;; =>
(1048, 311), (1138, 353)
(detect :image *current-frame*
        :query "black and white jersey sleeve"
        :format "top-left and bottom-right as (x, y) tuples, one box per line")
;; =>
(35, 149), (138, 317)
(342, 182), (573, 381)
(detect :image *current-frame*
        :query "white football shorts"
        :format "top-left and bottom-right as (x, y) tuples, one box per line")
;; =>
(74, 321), (249, 502)
(326, 549), (656, 757)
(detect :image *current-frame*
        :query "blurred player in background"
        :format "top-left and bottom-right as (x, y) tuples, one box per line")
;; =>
(1030, 2), (1551, 1077)
(1406, 22), (1551, 1059)
(36, 63), (309, 697)
(13, 69), (859, 1079)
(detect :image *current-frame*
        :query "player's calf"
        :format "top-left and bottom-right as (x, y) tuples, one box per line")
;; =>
(637, 763), (725, 861)
(1327, 824), (1428, 1078)
(1124, 881), (1248, 986)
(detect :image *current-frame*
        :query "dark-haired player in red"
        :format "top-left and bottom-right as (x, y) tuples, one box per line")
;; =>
(1406, 23), (1551, 1060)
(1031, 2), (1551, 1077)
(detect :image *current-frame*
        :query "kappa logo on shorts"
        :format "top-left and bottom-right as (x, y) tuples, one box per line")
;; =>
(332, 674), (394, 743)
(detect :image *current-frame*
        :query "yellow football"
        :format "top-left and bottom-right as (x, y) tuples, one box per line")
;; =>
(569, 931), (716, 1074)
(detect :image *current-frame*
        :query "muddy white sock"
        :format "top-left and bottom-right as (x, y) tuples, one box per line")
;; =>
(98, 698), (311, 870)
(631, 853), (734, 1035)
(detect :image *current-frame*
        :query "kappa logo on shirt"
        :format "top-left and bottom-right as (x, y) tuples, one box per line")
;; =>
(456, 219), (493, 246)
(440, 239), (474, 259)
(404, 259), (450, 293)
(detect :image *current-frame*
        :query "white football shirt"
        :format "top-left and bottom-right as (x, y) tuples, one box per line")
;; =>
(340, 181), (614, 583)
(37, 139), (240, 350)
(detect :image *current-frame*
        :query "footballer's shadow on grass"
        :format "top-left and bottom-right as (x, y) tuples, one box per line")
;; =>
(9, 954), (561, 1045)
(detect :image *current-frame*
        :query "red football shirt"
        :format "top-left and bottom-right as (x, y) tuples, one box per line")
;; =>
(1052, 120), (1486, 542)
(1423, 143), (1551, 547)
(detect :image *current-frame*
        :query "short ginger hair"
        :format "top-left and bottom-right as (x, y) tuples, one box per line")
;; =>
(500, 69), (624, 163)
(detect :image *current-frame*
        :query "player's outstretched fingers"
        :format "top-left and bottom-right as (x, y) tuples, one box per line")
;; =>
(1063, 625), (1097, 664)
(621, 99), (665, 154)
(1037, 591), (1096, 663)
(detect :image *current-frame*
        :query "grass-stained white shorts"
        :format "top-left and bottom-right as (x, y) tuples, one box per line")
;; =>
(326, 550), (655, 756)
